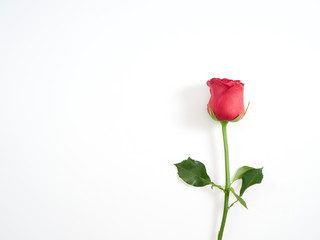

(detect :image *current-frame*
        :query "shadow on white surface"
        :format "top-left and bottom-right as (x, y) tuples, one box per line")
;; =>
(178, 84), (226, 239)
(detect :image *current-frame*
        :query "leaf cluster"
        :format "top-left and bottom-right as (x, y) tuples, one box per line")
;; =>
(175, 157), (263, 209)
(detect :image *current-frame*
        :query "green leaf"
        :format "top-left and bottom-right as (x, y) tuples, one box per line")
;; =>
(233, 166), (255, 183)
(174, 157), (211, 187)
(231, 101), (250, 122)
(240, 168), (263, 196)
(208, 104), (219, 121)
(230, 188), (247, 209)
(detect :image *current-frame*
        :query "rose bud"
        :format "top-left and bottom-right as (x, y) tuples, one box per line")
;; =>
(207, 78), (245, 122)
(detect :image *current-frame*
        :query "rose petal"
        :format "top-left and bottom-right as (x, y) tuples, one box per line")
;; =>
(215, 84), (245, 121)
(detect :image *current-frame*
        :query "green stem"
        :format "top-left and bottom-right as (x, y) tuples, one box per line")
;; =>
(218, 121), (230, 240)
(211, 182), (225, 192)
(228, 200), (238, 209)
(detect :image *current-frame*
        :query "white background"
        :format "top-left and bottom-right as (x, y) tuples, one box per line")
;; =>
(1, 0), (320, 239)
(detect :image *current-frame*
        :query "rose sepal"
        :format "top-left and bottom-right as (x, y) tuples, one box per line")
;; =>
(208, 104), (219, 121)
(230, 101), (250, 122)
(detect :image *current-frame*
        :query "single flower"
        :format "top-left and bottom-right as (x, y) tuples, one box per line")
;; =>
(207, 78), (245, 121)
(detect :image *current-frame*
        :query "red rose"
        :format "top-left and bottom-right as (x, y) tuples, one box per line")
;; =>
(207, 78), (245, 121)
